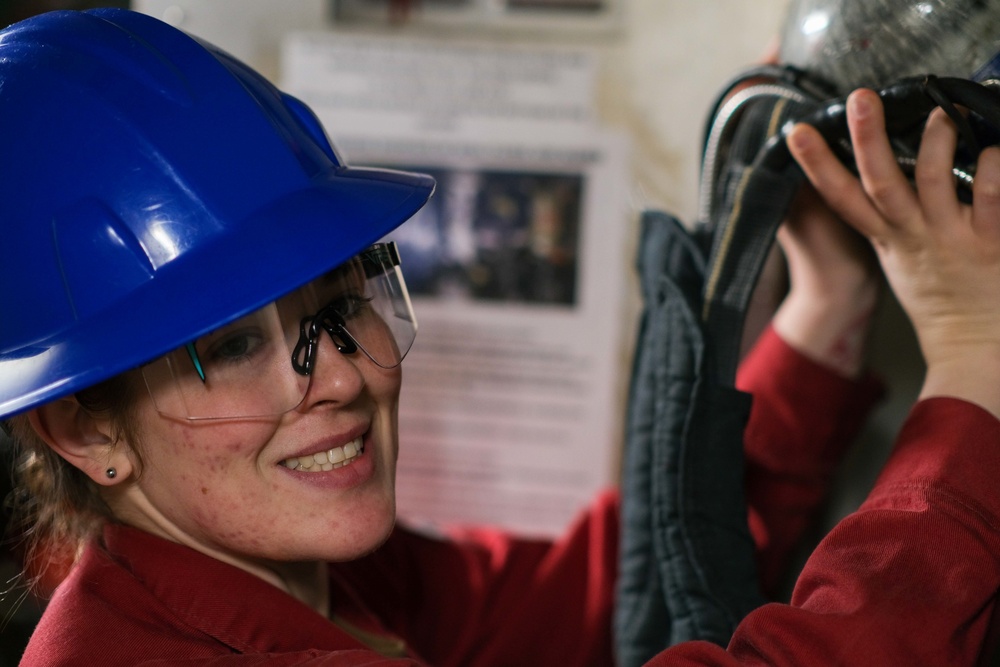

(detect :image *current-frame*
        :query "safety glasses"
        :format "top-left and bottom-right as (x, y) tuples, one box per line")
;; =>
(141, 242), (416, 420)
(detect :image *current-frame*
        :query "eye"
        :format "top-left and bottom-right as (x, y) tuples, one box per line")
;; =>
(329, 293), (373, 320)
(204, 328), (266, 365)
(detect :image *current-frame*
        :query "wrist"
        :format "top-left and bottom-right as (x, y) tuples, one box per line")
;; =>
(920, 352), (1000, 420)
(918, 330), (1000, 420)
(773, 286), (878, 379)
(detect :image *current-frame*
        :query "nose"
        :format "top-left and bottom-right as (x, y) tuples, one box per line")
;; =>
(296, 326), (366, 410)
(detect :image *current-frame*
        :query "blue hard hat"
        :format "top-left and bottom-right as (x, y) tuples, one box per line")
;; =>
(0, 8), (435, 418)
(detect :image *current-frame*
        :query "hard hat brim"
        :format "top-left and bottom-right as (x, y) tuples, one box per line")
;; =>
(0, 166), (435, 419)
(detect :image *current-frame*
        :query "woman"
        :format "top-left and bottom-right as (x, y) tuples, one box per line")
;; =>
(4, 8), (999, 666)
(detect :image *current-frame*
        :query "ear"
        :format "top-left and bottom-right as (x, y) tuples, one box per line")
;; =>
(27, 398), (135, 486)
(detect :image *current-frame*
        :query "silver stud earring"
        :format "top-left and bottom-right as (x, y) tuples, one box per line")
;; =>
(105, 467), (117, 479)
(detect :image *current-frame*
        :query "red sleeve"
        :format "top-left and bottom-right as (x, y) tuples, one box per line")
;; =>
(333, 490), (619, 667)
(647, 397), (1000, 666)
(737, 325), (884, 593)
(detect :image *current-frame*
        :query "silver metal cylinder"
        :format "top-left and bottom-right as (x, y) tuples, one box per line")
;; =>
(779, 0), (1000, 93)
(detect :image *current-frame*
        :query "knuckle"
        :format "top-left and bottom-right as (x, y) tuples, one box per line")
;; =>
(975, 179), (1000, 203)
(863, 179), (897, 203)
(913, 167), (946, 191)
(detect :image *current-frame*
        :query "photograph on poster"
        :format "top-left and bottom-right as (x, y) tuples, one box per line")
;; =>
(387, 166), (583, 307)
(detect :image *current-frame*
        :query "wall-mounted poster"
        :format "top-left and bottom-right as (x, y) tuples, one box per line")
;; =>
(283, 31), (632, 537)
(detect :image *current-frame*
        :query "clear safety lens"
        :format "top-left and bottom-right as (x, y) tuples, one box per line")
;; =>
(141, 242), (417, 420)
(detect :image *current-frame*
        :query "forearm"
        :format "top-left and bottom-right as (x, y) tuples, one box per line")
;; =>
(738, 326), (883, 593)
(649, 397), (1000, 666)
(771, 280), (877, 379)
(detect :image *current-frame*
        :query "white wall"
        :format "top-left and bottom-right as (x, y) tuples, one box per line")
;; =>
(604, 0), (790, 220)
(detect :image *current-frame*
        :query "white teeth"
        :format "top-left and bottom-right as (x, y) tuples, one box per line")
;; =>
(280, 436), (364, 472)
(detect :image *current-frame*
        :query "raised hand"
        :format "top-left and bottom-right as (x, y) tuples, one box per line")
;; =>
(788, 88), (1000, 417)
(773, 183), (881, 378)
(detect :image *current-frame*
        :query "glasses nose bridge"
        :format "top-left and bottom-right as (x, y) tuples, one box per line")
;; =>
(292, 305), (361, 377)
(293, 316), (368, 409)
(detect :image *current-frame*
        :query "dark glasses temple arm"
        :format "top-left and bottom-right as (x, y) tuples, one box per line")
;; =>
(185, 342), (207, 383)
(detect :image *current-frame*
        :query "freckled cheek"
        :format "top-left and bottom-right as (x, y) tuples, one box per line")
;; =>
(187, 480), (250, 520)
(160, 421), (276, 471)
(186, 483), (277, 553)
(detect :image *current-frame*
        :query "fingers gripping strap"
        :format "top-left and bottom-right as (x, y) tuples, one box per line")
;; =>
(924, 76), (980, 154)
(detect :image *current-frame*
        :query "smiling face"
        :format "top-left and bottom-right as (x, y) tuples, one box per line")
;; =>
(28, 246), (416, 584)
(112, 333), (402, 568)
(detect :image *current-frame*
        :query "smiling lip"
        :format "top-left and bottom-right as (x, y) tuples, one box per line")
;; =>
(279, 435), (365, 472)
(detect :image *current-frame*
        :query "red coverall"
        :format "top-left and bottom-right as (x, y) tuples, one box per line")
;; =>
(24, 328), (998, 666)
